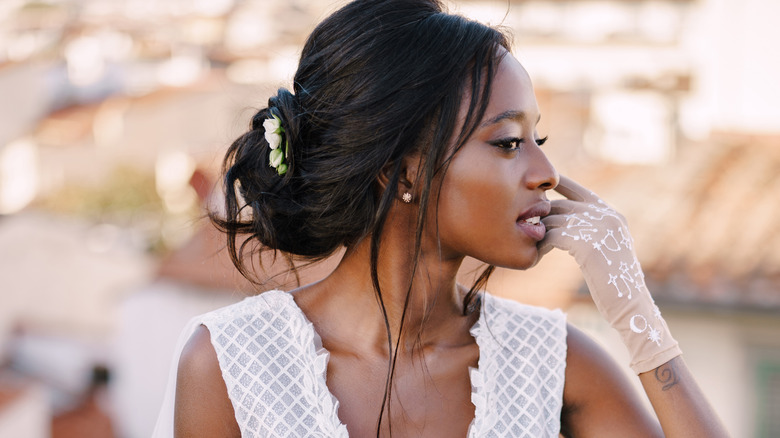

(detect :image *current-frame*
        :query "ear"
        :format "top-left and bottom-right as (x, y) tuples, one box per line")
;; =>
(377, 153), (421, 202)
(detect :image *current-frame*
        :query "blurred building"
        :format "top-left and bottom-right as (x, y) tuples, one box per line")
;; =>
(0, 0), (778, 437)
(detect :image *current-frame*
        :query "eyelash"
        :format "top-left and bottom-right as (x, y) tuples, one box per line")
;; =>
(491, 136), (548, 150)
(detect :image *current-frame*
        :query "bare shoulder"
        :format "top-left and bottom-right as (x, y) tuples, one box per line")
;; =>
(561, 323), (663, 438)
(174, 325), (240, 437)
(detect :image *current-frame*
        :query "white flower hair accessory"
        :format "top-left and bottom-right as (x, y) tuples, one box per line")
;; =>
(263, 114), (288, 175)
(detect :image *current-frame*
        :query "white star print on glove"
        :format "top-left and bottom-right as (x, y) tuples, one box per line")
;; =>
(539, 176), (682, 374)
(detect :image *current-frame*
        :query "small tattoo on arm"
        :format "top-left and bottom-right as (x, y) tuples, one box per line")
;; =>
(655, 359), (680, 391)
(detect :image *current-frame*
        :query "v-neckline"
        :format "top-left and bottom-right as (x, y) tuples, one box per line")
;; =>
(279, 289), (489, 437)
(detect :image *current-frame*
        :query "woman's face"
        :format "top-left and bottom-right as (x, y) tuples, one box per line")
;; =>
(430, 53), (559, 270)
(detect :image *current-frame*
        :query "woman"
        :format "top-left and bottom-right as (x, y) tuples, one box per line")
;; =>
(154, 0), (728, 436)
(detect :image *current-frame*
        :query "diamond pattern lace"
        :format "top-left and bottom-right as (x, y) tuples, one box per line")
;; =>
(199, 291), (566, 437)
(201, 292), (347, 437)
(468, 295), (567, 437)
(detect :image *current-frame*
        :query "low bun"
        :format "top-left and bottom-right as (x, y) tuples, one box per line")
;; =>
(213, 84), (376, 273)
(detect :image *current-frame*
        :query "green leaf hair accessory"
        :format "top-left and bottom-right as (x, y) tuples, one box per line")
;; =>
(263, 114), (289, 175)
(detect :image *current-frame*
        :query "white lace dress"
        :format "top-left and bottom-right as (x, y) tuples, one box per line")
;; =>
(152, 290), (567, 437)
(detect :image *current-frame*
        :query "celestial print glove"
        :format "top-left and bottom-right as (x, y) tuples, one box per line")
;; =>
(539, 176), (682, 374)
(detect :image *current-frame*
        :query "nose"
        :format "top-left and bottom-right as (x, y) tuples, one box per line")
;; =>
(523, 146), (559, 191)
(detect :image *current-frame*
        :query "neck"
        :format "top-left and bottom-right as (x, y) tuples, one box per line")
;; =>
(299, 206), (476, 356)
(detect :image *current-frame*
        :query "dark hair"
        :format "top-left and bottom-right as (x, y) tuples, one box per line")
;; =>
(212, 0), (509, 433)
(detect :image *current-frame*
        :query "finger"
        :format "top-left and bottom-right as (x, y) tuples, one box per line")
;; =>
(537, 227), (570, 258)
(554, 175), (600, 203)
(537, 236), (557, 259)
(541, 214), (568, 230)
(549, 199), (588, 216)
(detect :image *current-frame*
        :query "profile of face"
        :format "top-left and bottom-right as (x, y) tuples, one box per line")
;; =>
(430, 53), (559, 270)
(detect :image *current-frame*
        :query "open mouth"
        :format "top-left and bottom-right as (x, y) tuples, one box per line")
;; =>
(523, 216), (541, 225)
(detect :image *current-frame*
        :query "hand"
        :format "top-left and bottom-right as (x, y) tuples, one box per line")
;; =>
(539, 176), (682, 374)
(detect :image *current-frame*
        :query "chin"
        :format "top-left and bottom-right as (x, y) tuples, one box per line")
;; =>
(493, 249), (540, 271)
(514, 257), (539, 271)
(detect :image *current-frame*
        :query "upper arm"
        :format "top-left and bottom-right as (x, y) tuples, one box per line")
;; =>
(174, 324), (241, 438)
(560, 323), (663, 438)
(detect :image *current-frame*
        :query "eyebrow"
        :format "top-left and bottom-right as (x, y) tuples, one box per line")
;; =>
(480, 110), (541, 127)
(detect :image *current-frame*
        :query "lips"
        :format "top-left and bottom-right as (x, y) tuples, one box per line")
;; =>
(516, 202), (551, 241)
(517, 202), (551, 223)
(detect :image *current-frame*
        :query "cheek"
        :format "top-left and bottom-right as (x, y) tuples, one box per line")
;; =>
(444, 149), (515, 206)
(439, 159), (492, 213)
(436, 157), (512, 235)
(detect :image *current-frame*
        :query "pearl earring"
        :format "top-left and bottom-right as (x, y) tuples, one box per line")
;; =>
(402, 192), (413, 203)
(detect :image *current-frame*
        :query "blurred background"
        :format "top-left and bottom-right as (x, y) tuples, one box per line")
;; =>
(0, 0), (778, 436)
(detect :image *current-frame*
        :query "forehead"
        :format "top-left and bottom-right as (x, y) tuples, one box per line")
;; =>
(484, 53), (539, 123)
(442, 53), (539, 152)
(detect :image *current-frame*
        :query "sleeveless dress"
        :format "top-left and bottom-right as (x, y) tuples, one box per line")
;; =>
(152, 290), (567, 437)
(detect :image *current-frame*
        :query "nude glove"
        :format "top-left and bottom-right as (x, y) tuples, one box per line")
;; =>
(539, 176), (682, 374)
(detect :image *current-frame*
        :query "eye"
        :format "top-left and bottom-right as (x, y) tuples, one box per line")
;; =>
(489, 135), (548, 151)
(490, 137), (524, 151)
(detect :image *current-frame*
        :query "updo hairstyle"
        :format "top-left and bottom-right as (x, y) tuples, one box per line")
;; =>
(213, 0), (511, 301)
